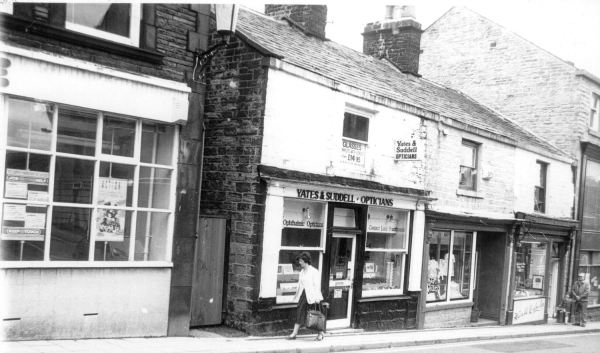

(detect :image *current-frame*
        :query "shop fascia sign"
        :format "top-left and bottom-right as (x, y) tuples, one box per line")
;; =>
(296, 188), (393, 207)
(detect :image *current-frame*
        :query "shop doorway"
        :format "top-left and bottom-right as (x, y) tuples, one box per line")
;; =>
(548, 258), (560, 317)
(475, 232), (505, 320)
(326, 233), (357, 329)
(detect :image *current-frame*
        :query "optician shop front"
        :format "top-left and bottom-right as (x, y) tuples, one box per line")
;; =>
(255, 166), (431, 332)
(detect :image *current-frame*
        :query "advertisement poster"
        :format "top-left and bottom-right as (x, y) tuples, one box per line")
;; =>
(96, 208), (125, 242)
(97, 177), (128, 206)
(340, 139), (366, 168)
(1, 204), (46, 241)
(512, 297), (546, 324)
(5, 169), (49, 201)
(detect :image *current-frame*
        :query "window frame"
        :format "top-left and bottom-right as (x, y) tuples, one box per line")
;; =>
(459, 140), (479, 191)
(579, 251), (600, 307)
(426, 229), (477, 306)
(0, 95), (178, 264)
(65, 3), (141, 47)
(340, 108), (371, 170)
(534, 161), (547, 213)
(590, 94), (600, 131)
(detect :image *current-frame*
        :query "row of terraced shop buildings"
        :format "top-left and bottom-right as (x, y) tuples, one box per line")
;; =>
(1, 3), (599, 341)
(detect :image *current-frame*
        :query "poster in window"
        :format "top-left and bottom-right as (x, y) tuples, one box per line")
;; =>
(95, 208), (125, 242)
(532, 275), (544, 290)
(1, 204), (46, 241)
(365, 262), (375, 273)
(98, 177), (128, 206)
(340, 139), (366, 168)
(5, 169), (50, 201)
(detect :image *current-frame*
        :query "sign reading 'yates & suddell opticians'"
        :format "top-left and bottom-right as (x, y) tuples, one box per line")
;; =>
(394, 139), (423, 161)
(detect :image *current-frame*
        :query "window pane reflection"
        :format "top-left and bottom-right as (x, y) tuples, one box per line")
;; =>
(50, 207), (91, 261)
(135, 211), (168, 261)
(57, 108), (97, 156)
(102, 117), (135, 157)
(138, 167), (171, 209)
(53, 157), (95, 204)
(141, 123), (174, 165)
(7, 98), (53, 151)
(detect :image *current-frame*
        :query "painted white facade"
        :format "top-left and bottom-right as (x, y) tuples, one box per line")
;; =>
(262, 67), (426, 189)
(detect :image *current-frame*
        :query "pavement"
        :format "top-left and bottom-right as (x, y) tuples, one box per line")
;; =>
(2, 321), (599, 353)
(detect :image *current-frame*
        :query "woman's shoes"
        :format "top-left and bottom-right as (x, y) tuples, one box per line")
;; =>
(286, 334), (297, 340)
(315, 332), (324, 341)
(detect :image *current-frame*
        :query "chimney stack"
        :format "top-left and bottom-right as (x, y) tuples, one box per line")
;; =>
(265, 5), (327, 38)
(363, 5), (422, 76)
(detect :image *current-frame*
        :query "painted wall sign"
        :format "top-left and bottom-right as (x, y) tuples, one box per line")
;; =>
(340, 139), (366, 168)
(296, 189), (393, 207)
(394, 139), (422, 161)
(512, 297), (546, 324)
(1, 204), (46, 241)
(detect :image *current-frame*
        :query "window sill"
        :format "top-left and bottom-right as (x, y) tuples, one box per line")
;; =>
(1, 14), (164, 65)
(425, 300), (474, 312)
(358, 294), (412, 303)
(456, 189), (484, 199)
(0, 261), (174, 269)
(588, 128), (600, 139)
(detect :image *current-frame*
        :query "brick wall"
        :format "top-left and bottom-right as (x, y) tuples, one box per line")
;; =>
(420, 7), (584, 156)
(355, 296), (418, 331)
(264, 5), (327, 38)
(201, 29), (269, 333)
(424, 306), (471, 328)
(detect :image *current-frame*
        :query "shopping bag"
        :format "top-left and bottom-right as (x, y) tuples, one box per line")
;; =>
(305, 302), (326, 331)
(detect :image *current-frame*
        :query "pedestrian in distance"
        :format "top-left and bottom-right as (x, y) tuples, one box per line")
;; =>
(286, 251), (325, 341)
(571, 272), (590, 327)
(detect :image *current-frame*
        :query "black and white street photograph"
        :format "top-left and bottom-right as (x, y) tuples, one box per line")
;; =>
(1, 1), (599, 352)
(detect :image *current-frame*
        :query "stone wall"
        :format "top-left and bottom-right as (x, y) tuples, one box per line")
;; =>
(356, 296), (419, 331)
(201, 30), (269, 332)
(420, 6), (583, 156)
(424, 306), (472, 328)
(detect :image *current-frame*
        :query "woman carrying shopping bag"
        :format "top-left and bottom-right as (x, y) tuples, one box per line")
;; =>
(286, 252), (325, 341)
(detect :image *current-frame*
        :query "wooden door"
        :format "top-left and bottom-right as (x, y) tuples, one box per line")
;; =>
(190, 217), (227, 326)
(476, 233), (505, 320)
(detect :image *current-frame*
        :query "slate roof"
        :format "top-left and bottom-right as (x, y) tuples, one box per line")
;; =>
(236, 7), (570, 159)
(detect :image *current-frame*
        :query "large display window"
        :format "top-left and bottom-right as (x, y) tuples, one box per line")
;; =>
(276, 198), (325, 304)
(427, 230), (475, 303)
(0, 97), (177, 262)
(579, 251), (600, 306)
(514, 242), (547, 298)
(362, 207), (408, 297)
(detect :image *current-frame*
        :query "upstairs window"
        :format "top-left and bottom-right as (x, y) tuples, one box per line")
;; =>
(341, 111), (370, 169)
(459, 141), (478, 190)
(534, 161), (547, 213)
(66, 3), (141, 46)
(591, 94), (600, 131)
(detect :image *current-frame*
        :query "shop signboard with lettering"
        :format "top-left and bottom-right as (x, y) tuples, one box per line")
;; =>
(1, 203), (46, 241)
(394, 139), (423, 161)
(512, 297), (546, 324)
(340, 139), (366, 168)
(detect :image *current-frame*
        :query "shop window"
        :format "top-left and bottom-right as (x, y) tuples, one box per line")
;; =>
(0, 97), (177, 262)
(579, 251), (600, 306)
(362, 207), (409, 297)
(590, 94), (600, 131)
(515, 242), (547, 298)
(65, 3), (141, 47)
(340, 111), (369, 169)
(276, 199), (325, 304)
(534, 161), (547, 213)
(459, 141), (478, 190)
(427, 230), (475, 303)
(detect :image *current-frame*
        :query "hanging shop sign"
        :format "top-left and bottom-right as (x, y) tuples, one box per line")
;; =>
(512, 297), (546, 324)
(394, 138), (423, 161)
(5, 169), (50, 201)
(1, 203), (46, 241)
(340, 139), (366, 168)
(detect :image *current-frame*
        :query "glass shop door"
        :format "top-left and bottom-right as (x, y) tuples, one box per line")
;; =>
(326, 233), (356, 329)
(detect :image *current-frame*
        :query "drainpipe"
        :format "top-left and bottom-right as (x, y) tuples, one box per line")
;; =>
(566, 228), (577, 294)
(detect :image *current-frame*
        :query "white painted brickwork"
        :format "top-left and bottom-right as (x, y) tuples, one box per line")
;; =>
(1, 268), (170, 340)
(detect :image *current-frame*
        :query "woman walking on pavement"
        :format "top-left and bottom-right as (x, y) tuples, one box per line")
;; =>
(287, 251), (325, 341)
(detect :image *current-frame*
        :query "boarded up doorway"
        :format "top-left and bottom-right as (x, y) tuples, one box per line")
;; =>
(191, 217), (227, 326)
(475, 232), (505, 320)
